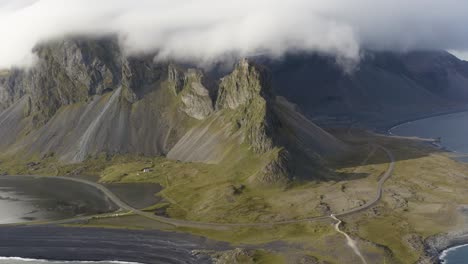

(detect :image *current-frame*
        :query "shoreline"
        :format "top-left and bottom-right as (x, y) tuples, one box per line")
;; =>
(384, 107), (468, 134)
(438, 243), (468, 264)
(385, 110), (468, 264)
(423, 229), (468, 264)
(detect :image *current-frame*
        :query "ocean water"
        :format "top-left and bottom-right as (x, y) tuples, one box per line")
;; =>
(0, 258), (141, 264)
(390, 111), (468, 154)
(439, 244), (468, 264)
(390, 111), (468, 263)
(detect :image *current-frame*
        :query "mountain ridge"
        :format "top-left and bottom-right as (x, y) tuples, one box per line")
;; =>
(0, 37), (346, 184)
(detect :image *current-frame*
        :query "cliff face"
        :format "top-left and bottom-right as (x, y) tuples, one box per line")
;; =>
(0, 38), (124, 127)
(170, 66), (214, 120)
(216, 59), (276, 153)
(168, 59), (347, 183)
(0, 38), (347, 184)
(0, 38), (186, 161)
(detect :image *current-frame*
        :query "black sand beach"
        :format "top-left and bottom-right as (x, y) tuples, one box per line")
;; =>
(0, 225), (229, 264)
(0, 176), (231, 263)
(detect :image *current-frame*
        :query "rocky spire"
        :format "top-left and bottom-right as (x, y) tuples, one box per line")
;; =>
(215, 58), (276, 153)
(216, 58), (272, 111)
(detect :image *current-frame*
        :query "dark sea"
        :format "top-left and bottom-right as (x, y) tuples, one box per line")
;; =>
(390, 111), (468, 263)
(390, 111), (468, 154)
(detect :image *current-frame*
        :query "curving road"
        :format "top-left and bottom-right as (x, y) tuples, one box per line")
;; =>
(334, 145), (395, 218)
(2, 145), (395, 229)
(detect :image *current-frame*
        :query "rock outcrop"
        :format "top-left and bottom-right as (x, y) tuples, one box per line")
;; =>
(216, 59), (276, 153)
(211, 248), (258, 264)
(176, 68), (214, 120)
(12, 38), (123, 126)
(0, 38), (190, 161)
(170, 59), (347, 183)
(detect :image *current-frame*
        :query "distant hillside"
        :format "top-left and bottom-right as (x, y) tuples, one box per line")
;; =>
(260, 51), (468, 128)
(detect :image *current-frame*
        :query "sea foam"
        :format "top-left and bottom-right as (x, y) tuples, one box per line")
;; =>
(439, 244), (468, 263)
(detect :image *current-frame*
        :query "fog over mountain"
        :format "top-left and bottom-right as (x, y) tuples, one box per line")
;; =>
(1, 0), (468, 68)
(450, 50), (468, 61)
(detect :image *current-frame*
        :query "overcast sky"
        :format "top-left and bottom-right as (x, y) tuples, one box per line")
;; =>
(1, 0), (468, 68)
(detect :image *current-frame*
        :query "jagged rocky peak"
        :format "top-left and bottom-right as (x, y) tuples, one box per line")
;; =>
(166, 64), (214, 120)
(167, 63), (186, 95)
(179, 68), (214, 120)
(166, 58), (293, 184)
(121, 56), (166, 103)
(0, 37), (126, 126)
(216, 58), (272, 111)
(215, 58), (276, 154)
(0, 70), (12, 110)
(35, 37), (123, 96)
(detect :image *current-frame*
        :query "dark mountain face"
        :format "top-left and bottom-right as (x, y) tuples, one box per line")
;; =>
(261, 51), (468, 127)
(400, 51), (468, 100)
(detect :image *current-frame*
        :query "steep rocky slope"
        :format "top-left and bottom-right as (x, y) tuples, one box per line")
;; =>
(0, 38), (346, 184)
(168, 59), (347, 183)
(0, 38), (192, 161)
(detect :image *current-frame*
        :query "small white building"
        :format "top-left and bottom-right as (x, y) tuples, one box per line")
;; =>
(142, 168), (152, 173)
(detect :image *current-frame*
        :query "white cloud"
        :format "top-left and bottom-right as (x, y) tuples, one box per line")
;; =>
(449, 50), (468, 61)
(1, 0), (468, 68)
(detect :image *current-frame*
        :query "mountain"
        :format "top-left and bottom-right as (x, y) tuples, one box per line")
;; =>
(0, 37), (346, 184)
(3, 37), (467, 183)
(260, 50), (468, 128)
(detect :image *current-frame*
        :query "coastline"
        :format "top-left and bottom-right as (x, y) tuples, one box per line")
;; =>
(423, 229), (468, 264)
(384, 107), (468, 134)
(438, 244), (468, 264)
(384, 110), (468, 264)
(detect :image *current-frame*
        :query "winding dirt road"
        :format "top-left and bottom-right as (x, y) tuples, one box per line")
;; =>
(331, 214), (368, 264)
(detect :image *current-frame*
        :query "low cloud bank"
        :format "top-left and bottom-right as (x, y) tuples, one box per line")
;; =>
(1, 0), (468, 68)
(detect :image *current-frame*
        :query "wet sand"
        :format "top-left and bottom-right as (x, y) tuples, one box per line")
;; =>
(0, 225), (228, 264)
